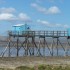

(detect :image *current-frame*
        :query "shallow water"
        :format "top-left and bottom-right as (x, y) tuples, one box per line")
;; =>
(0, 46), (70, 57)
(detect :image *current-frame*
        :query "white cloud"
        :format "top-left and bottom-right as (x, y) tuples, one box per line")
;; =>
(18, 13), (31, 21)
(31, 3), (37, 8)
(31, 3), (47, 13)
(47, 6), (60, 14)
(31, 3), (60, 14)
(35, 0), (44, 3)
(63, 24), (69, 28)
(48, 0), (64, 2)
(37, 19), (69, 28)
(0, 13), (16, 20)
(37, 19), (54, 27)
(0, 13), (31, 22)
(0, 7), (16, 13)
(37, 19), (49, 25)
(0, 7), (31, 22)
(48, 0), (55, 2)
(56, 24), (61, 26)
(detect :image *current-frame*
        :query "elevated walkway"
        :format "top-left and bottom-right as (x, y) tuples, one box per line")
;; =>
(9, 31), (68, 37)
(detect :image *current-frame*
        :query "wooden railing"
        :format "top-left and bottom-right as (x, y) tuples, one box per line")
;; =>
(9, 31), (68, 37)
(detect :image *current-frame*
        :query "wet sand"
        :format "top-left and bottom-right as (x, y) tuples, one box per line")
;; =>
(0, 56), (70, 69)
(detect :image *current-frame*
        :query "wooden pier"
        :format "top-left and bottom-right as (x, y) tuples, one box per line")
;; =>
(0, 31), (70, 57)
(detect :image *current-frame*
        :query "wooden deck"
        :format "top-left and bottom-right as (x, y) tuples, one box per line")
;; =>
(9, 31), (68, 37)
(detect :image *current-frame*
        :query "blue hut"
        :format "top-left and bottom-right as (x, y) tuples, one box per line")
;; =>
(67, 28), (70, 36)
(12, 24), (30, 35)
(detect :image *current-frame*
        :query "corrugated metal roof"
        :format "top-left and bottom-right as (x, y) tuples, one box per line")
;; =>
(13, 24), (25, 27)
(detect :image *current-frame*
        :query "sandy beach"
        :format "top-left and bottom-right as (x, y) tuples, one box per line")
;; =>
(0, 56), (70, 69)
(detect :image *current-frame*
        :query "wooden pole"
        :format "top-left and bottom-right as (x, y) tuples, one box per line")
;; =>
(56, 31), (58, 56)
(43, 36), (45, 56)
(52, 38), (54, 56)
(8, 36), (11, 57)
(32, 37), (34, 55)
(16, 32), (19, 57)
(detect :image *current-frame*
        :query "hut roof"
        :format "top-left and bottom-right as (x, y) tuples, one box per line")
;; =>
(13, 24), (25, 27)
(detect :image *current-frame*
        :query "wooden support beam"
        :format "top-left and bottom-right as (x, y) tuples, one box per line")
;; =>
(16, 37), (19, 57)
(43, 37), (45, 56)
(51, 38), (54, 56)
(8, 36), (11, 57)
(56, 38), (59, 56)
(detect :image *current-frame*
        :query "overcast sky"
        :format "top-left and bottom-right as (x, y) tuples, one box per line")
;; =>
(0, 0), (69, 35)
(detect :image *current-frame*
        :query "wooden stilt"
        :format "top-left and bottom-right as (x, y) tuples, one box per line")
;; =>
(8, 36), (11, 57)
(57, 38), (59, 56)
(51, 38), (54, 56)
(16, 37), (19, 57)
(32, 37), (34, 55)
(43, 37), (45, 56)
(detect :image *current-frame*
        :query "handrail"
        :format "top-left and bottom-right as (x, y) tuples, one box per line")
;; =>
(8, 31), (68, 37)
